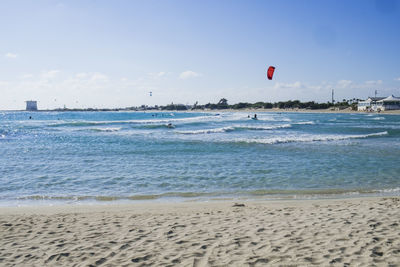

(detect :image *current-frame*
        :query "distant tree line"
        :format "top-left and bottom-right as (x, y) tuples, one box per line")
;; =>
(49, 98), (358, 112)
(161, 104), (188, 110)
(188, 98), (357, 111)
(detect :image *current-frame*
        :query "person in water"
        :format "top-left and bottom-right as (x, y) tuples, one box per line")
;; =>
(253, 114), (257, 119)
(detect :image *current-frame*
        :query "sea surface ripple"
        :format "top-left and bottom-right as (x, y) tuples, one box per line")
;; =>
(0, 111), (399, 205)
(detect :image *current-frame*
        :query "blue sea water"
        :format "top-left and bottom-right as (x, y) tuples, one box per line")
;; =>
(0, 111), (399, 205)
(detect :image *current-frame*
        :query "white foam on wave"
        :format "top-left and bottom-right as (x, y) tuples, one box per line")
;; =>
(48, 113), (296, 128)
(218, 112), (280, 122)
(294, 121), (315, 125)
(353, 124), (400, 129)
(256, 117), (291, 122)
(234, 124), (292, 130)
(175, 123), (293, 134)
(377, 187), (400, 193)
(50, 115), (220, 127)
(234, 131), (388, 145)
(225, 112), (286, 122)
(176, 126), (235, 134)
(91, 127), (121, 132)
(140, 115), (219, 124)
(371, 117), (385, 120)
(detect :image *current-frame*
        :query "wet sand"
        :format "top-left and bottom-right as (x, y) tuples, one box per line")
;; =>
(0, 197), (399, 266)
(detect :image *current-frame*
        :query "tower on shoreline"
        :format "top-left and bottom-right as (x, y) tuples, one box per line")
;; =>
(25, 101), (38, 111)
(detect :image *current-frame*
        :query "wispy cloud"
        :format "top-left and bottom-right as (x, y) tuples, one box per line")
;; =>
(5, 53), (18, 59)
(155, 71), (166, 77)
(75, 73), (88, 78)
(395, 77), (400, 81)
(337, 80), (353, 88)
(365, 80), (382, 85)
(20, 74), (34, 79)
(73, 72), (109, 82)
(274, 81), (302, 89)
(179, 70), (202, 79)
(90, 72), (109, 82)
(41, 70), (60, 79)
(148, 71), (168, 79)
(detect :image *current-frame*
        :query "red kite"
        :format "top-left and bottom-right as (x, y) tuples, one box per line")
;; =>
(267, 66), (275, 80)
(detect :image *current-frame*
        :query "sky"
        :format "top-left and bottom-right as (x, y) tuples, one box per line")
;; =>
(1, 0), (400, 110)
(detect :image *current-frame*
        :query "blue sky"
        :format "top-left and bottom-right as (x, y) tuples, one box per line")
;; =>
(1, 0), (400, 109)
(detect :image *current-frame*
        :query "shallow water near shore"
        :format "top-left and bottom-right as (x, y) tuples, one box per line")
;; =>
(1, 111), (399, 205)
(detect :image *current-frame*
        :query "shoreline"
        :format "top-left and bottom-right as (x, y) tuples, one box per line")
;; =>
(2, 187), (400, 208)
(207, 108), (400, 115)
(0, 195), (394, 215)
(2, 108), (400, 115)
(1, 197), (399, 266)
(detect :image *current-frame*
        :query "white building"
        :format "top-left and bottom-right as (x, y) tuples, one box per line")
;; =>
(375, 95), (400, 111)
(26, 100), (38, 111)
(358, 95), (400, 111)
(357, 97), (385, 111)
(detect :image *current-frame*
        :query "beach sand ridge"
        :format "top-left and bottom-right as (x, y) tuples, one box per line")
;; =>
(0, 197), (399, 266)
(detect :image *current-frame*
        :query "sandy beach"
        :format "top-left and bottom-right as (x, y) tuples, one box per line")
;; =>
(1, 197), (399, 266)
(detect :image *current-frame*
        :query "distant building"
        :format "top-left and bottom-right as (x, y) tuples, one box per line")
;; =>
(357, 97), (385, 111)
(358, 95), (400, 111)
(26, 100), (38, 111)
(375, 95), (400, 111)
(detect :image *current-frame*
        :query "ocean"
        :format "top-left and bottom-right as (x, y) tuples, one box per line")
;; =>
(0, 111), (399, 205)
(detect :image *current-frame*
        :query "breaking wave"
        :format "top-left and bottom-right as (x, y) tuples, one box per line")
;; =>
(294, 121), (315, 125)
(176, 126), (235, 134)
(90, 127), (121, 132)
(175, 124), (294, 134)
(13, 185), (400, 203)
(234, 131), (388, 144)
(47, 115), (220, 128)
(377, 187), (400, 193)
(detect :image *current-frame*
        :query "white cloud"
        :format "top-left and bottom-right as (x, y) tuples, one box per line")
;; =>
(266, 78), (393, 103)
(73, 72), (109, 81)
(0, 80), (9, 86)
(75, 73), (88, 78)
(5, 53), (18, 58)
(20, 74), (34, 79)
(90, 72), (109, 82)
(365, 80), (382, 85)
(274, 81), (302, 89)
(1, 71), (164, 109)
(148, 71), (169, 80)
(4, 70), (400, 110)
(41, 70), (60, 79)
(337, 80), (353, 88)
(395, 77), (400, 81)
(155, 71), (166, 77)
(179, 70), (202, 79)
